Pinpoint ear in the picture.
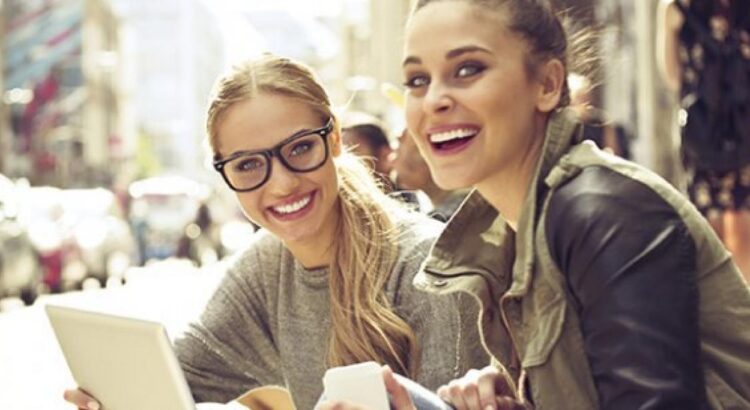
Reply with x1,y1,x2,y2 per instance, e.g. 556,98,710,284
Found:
330,129,343,157
535,59,565,113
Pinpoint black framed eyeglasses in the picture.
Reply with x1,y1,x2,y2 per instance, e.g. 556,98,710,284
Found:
213,119,334,192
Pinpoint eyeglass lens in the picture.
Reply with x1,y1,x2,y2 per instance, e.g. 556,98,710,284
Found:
223,132,326,190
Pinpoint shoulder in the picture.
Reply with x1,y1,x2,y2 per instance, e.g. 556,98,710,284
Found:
385,211,444,291
545,165,689,253
544,166,692,269
224,229,287,281
547,166,680,227
393,210,444,257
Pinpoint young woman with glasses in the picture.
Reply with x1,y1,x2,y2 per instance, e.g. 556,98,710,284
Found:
63,54,486,410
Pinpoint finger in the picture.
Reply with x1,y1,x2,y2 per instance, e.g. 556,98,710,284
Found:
477,368,501,409
382,366,415,410
63,389,100,410
460,382,482,410
437,385,450,403
447,380,469,410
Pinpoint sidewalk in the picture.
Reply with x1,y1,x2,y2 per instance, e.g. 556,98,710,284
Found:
0,260,223,410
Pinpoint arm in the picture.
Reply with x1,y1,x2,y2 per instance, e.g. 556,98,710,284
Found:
656,0,684,92
174,257,283,403
546,166,706,409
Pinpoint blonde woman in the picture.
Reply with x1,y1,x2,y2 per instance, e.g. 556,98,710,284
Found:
64,54,486,409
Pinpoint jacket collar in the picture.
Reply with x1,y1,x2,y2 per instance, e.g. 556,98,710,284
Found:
421,109,580,297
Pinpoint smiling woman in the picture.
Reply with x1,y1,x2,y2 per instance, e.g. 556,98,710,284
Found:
62,53,487,410
400,0,750,409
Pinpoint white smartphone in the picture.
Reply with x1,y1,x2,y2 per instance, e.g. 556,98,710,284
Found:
322,361,389,410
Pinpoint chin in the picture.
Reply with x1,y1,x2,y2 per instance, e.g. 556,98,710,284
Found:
276,227,318,245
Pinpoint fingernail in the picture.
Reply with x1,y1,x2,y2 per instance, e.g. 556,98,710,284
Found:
484,406,494,410
87,401,100,410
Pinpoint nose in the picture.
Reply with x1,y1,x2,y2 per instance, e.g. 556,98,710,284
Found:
423,81,453,114
265,157,300,196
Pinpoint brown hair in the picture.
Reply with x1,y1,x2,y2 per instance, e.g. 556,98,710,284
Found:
205,54,418,377
411,0,597,108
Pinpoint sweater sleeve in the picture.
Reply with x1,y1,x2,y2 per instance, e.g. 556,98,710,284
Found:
545,166,707,409
391,214,490,389
173,246,284,403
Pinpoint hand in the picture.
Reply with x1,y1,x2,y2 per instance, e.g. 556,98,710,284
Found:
383,365,416,410
63,388,100,410
436,366,529,410
315,365,415,410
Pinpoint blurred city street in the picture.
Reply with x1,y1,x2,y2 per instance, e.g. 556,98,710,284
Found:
1,0,748,409
0,259,223,410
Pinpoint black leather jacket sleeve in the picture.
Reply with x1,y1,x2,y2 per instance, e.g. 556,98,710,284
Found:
545,166,707,409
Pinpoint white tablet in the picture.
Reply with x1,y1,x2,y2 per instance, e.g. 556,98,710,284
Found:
45,304,196,410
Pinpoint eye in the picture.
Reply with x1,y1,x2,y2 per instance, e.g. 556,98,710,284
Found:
456,62,486,79
403,73,429,89
234,156,264,172
289,140,314,156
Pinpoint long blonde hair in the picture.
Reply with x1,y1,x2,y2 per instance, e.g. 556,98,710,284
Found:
206,54,419,377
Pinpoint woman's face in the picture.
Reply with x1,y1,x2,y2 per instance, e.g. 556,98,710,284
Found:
214,92,341,246
402,1,547,190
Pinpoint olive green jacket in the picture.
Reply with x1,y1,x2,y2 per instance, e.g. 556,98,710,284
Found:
415,109,750,409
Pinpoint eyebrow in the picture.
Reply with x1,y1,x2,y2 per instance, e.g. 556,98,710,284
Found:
402,45,493,66
223,120,331,160
222,128,312,160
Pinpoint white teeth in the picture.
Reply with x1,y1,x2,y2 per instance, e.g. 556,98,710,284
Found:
273,194,312,214
429,128,477,143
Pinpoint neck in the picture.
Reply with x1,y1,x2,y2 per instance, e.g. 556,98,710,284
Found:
476,117,547,231
288,241,332,270
422,182,451,208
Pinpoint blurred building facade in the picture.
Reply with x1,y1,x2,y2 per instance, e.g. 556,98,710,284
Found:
0,0,226,188
0,0,681,189
0,0,131,187
108,0,225,183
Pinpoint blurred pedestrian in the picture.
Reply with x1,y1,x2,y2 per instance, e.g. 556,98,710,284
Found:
176,202,221,266
568,72,632,159
658,0,750,279
63,54,485,410
341,112,395,191
322,0,750,409
391,128,468,221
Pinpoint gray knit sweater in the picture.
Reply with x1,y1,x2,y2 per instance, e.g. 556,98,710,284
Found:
173,212,487,409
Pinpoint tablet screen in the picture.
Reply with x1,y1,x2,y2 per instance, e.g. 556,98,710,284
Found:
46,304,195,410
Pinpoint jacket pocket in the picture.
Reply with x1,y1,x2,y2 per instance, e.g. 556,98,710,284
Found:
520,279,567,368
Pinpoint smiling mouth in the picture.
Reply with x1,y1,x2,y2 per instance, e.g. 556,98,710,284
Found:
269,192,316,219
428,128,479,151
